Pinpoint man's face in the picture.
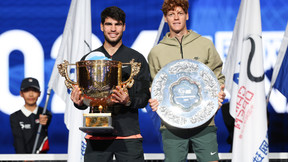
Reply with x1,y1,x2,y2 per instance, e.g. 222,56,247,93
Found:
20,88,40,107
164,6,188,34
101,17,126,45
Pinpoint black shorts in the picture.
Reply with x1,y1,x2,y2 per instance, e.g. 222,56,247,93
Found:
84,138,144,162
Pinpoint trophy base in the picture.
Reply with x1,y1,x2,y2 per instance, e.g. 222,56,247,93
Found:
79,126,114,135
82,113,114,135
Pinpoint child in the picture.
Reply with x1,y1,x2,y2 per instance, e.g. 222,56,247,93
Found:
10,77,52,153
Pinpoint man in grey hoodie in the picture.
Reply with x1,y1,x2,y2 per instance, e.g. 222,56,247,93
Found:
148,0,226,161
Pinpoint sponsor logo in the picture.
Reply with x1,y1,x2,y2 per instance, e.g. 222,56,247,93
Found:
19,122,31,129
210,152,217,156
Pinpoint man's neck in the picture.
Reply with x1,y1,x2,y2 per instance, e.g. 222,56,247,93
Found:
103,40,122,56
169,29,189,42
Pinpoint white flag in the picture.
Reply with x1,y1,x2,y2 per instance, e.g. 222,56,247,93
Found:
48,0,91,161
223,0,269,161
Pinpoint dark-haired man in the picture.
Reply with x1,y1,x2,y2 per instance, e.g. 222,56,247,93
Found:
71,6,150,162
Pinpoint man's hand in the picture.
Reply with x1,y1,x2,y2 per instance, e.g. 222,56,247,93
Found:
39,114,48,125
149,87,159,111
218,84,226,110
149,98,159,111
70,85,84,106
111,86,130,105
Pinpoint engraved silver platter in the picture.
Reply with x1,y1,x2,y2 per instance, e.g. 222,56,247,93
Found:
151,59,220,129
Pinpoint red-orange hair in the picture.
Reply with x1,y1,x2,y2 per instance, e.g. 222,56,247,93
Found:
161,0,189,16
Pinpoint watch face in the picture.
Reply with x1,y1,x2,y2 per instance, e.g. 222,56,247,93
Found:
125,100,132,106
151,59,220,129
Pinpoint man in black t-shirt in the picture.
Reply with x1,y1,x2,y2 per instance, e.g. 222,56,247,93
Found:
70,6,150,162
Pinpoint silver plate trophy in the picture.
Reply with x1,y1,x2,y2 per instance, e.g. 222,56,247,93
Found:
151,59,220,129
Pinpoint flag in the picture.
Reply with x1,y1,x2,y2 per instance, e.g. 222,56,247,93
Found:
268,23,288,99
223,0,269,161
145,16,170,146
153,16,169,46
48,0,91,161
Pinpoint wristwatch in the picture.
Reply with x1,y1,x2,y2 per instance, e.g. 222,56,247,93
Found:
125,100,131,106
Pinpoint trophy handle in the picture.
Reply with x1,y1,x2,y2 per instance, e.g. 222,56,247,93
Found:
121,59,141,88
57,60,78,90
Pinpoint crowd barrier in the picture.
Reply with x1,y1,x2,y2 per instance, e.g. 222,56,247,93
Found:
0,153,288,162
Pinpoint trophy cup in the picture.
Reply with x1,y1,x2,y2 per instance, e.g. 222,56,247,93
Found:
57,59,141,134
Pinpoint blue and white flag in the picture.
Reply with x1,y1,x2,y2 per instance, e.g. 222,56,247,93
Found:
145,16,168,146
223,0,269,161
48,0,91,161
153,16,169,46
269,23,288,99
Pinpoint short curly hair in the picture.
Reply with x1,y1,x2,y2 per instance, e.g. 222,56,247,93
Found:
101,6,126,24
161,0,189,16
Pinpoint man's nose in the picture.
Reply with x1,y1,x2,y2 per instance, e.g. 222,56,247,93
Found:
174,13,180,19
111,24,116,31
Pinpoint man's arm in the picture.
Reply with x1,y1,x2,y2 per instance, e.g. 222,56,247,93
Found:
128,55,151,109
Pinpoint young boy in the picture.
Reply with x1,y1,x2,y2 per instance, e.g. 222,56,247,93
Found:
10,77,52,153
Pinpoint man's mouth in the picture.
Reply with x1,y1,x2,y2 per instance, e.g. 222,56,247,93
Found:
109,33,118,38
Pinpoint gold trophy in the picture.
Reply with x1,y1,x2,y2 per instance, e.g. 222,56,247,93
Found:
57,59,141,134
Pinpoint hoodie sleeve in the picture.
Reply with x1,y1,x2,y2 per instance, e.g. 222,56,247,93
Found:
148,47,160,81
207,41,225,85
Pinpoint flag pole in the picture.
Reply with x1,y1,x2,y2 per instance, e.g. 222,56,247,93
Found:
154,16,165,46
32,88,52,154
